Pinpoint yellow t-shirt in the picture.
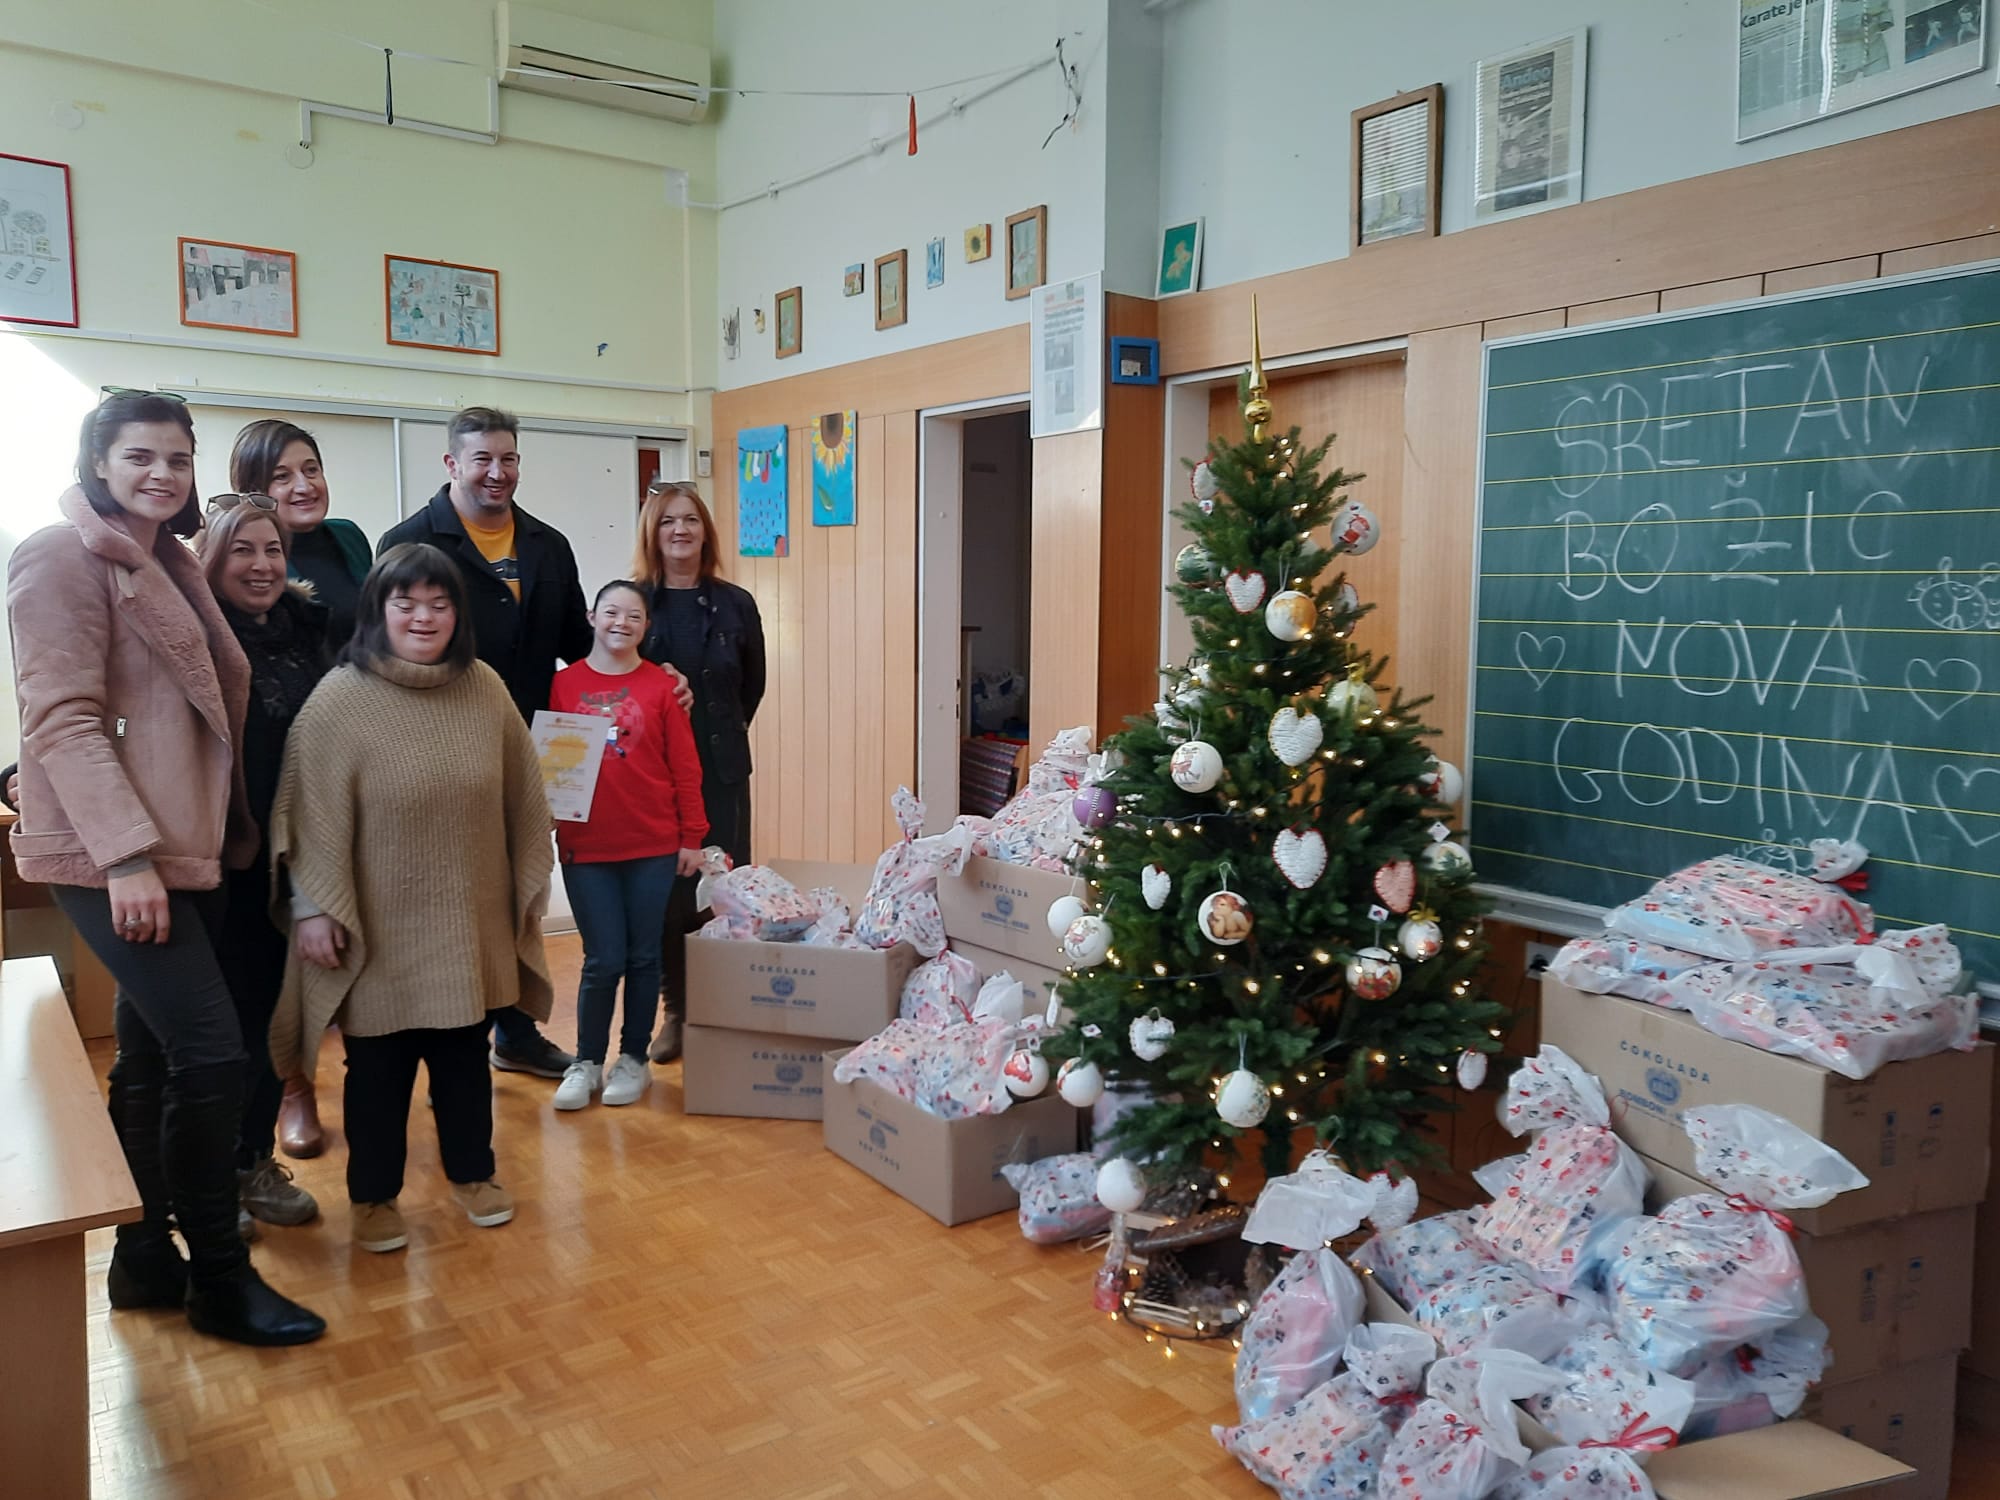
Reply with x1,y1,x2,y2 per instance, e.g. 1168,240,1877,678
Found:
463,514,521,601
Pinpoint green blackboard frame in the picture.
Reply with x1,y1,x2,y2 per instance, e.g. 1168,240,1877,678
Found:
1468,259,2000,987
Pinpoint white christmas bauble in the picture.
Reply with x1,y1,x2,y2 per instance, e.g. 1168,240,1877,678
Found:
1198,889,1254,946
1327,673,1380,718
1336,582,1360,616
1457,1049,1489,1090
1421,839,1474,879
1002,1049,1049,1097
1191,460,1219,506
1061,913,1113,968
1398,914,1444,962
1096,1157,1149,1213
1170,739,1224,793
1345,945,1403,1001
1417,759,1465,806
1141,864,1172,910
1056,1056,1105,1107
1046,894,1088,940
1216,1069,1272,1129
1264,590,1316,642
1128,1010,1176,1062
1333,500,1382,555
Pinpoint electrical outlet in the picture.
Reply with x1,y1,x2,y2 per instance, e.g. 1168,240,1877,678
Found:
1524,942,1560,980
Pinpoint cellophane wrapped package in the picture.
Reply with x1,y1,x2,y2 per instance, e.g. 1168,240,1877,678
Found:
898,950,980,1026
703,864,821,939
1492,1447,1656,1500
999,1153,1110,1244
1243,1152,1414,1252
800,888,866,947
1547,936,1711,1008
1379,1349,1567,1500
1682,1103,1870,1208
980,726,1093,869
971,972,1029,1025
853,789,977,957
1604,856,1872,961
1351,1209,1497,1306
1406,1262,1593,1361
830,1017,1017,1119
1680,1314,1830,1441
1213,1323,1436,1500
1476,1047,1648,1293
1525,1325,1696,1455
1234,1246,1368,1424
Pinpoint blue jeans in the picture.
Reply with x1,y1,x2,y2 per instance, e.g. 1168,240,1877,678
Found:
567,855,677,1065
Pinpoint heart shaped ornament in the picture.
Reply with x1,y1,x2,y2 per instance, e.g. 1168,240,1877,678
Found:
1373,859,1417,914
1223,570,1267,613
1268,706,1324,767
1141,864,1172,910
1273,826,1328,889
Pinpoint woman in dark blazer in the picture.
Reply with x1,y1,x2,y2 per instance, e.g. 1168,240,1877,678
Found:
632,479,766,1060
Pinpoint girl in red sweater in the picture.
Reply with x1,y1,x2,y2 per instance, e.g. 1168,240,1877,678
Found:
549,581,707,1109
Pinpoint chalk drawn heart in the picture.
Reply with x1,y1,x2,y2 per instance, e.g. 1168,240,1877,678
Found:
1268,706,1325,767
1904,657,1982,721
1373,859,1417,914
1933,765,2000,849
1224,570,1267,613
1141,864,1172,910
1273,827,1328,890
1514,632,1566,690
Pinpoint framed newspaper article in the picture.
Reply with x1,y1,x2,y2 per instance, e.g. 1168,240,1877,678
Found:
1737,0,1986,141
1472,29,1588,226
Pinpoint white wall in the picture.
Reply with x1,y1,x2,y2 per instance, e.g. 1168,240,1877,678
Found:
712,0,1110,388
1159,0,2000,291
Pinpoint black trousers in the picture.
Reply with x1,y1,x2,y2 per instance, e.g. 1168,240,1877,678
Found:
216,864,287,1166
341,1021,495,1204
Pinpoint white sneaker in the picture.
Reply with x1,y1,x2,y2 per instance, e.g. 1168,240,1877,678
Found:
601,1054,652,1107
552,1060,602,1111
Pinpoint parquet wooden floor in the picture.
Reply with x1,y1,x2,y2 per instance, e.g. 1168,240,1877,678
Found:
79,934,2000,1498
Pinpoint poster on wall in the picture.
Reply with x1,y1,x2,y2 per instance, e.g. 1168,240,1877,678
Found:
737,425,789,557
1471,29,1588,225
1737,0,1986,140
385,254,500,355
0,153,78,328
812,410,856,527
179,238,297,336
1028,272,1103,441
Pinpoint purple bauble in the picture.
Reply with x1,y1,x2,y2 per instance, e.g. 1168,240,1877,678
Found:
1072,785,1117,829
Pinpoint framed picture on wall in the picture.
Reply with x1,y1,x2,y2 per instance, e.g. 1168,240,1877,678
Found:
964,223,990,262
1351,84,1443,250
775,285,802,357
178,237,297,336
1157,218,1203,297
1737,0,1986,140
1004,205,1047,300
385,254,499,355
0,152,79,328
875,250,907,330
1471,29,1587,225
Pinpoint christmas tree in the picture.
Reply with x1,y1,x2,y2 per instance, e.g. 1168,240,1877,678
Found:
1049,303,1503,1189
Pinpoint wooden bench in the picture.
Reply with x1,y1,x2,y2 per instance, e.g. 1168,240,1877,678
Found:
0,955,141,1498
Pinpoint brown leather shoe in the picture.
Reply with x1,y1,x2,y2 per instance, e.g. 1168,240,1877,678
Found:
278,1075,326,1159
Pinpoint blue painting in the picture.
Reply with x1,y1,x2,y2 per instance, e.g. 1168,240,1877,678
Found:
737,425,789,557
926,237,945,289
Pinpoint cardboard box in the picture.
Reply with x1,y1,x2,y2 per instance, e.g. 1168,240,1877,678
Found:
935,855,1076,969
681,1025,846,1119
1968,1042,2000,1380
820,1048,1080,1226
1646,1156,1975,1382
1357,1276,1914,1500
1810,1355,1959,1500
1541,980,1992,1234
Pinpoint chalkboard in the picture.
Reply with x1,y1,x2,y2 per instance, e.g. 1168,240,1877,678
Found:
1470,263,2000,981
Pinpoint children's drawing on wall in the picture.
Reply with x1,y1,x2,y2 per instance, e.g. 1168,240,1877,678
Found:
0,152,78,327
738,425,789,557
386,255,499,355
812,410,857,527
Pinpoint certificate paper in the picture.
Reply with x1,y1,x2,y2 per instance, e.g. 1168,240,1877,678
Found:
531,710,610,823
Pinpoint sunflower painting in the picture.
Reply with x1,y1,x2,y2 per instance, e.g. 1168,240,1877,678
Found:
811,409,857,527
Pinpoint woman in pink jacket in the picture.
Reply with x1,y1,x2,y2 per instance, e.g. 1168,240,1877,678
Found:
7,391,323,1346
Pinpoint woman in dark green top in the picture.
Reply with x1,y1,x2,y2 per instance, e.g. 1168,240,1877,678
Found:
228,420,372,649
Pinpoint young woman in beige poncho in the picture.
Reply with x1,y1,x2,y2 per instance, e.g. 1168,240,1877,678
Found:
268,542,554,1254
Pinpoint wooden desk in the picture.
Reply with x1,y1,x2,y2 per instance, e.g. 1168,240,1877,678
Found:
0,809,116,1039
0,956,141,1497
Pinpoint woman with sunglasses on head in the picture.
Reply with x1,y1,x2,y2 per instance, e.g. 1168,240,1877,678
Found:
228,419,371,1159
6,392,324,1345
198,494,330,1232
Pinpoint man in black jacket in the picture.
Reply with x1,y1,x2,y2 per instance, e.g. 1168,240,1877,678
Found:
378,406,590,1081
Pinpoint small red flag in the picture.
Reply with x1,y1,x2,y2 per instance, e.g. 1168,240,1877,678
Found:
907,95,918,155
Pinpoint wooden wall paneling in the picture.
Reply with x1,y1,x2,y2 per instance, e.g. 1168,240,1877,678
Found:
1882,233,2000,276
776,450,807,860
1397,324,1484,768
1098,296,1165,737
1482,309,1566,340
1028,429,1105,754
797,427,831,861
881,412,919,852
1157,105,2000,374
853,416,888,863
1566,292,1660,327
713,326,1029,437
1661,276,1764,312
1764,255,1880,294
825,476,859,865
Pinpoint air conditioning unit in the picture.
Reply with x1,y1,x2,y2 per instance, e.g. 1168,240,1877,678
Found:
496,2,711,123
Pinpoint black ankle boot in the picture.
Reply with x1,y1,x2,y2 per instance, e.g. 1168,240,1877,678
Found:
106,1046,183,1311
107,1233,189,1309
185,1265,326,1346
